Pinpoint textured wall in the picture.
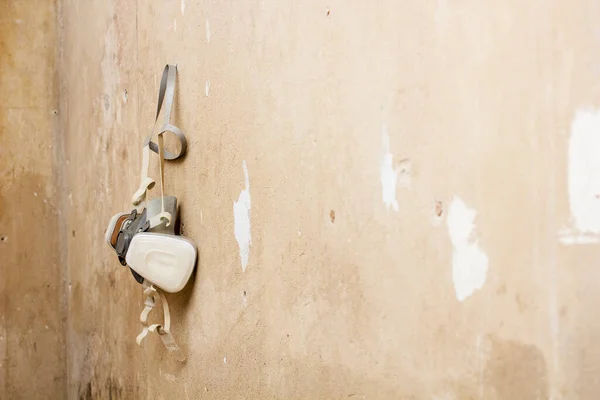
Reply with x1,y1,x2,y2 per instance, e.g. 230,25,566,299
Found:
58,0,600,399
0,0,65,399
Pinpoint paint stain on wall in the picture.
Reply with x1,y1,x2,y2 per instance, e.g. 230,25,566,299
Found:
234,161,251,272
435,200,443,217
447,196,489,302
559,108,600,244
205,80,210,97
430,199,444,226
380,124,399,211
180,0,185,15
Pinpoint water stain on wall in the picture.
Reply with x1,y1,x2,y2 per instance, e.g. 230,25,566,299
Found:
483,336,548,400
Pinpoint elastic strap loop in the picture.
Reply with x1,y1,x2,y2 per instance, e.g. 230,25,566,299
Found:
136,283,185,362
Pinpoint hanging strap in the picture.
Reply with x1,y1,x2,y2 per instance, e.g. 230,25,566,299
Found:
146,65,188,160
136,283,185,362
132,145,155,206
132,64,187,206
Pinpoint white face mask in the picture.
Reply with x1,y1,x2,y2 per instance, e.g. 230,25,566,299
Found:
105,196,197,292
104,64,194,362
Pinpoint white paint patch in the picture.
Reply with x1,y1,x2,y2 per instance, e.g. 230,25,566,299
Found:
206,19,211,43
223,356,227,364
173,18,177,31
559,108,600,244
180,0,185,15
205,80,210,97
558,231,599,244
234,161,251,272
380,124,399,211
447,196,489,302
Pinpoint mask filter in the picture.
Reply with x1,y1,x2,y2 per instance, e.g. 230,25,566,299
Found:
125,196,197,293
126,232,196,293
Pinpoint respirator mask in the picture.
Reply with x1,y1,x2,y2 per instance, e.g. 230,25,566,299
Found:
105,65,196,361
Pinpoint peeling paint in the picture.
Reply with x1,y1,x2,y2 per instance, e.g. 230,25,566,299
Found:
559,108,600,244
447,196,489,302
380,124,399,211
234,161,251,272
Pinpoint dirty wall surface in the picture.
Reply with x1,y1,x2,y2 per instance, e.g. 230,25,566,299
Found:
60,0,600,399
0,0,65,399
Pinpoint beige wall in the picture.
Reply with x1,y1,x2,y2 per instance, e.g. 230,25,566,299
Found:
0,0,65,399
5,0,600,398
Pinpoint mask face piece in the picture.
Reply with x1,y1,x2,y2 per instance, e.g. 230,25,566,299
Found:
104,196,196,292
105,212,130,250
